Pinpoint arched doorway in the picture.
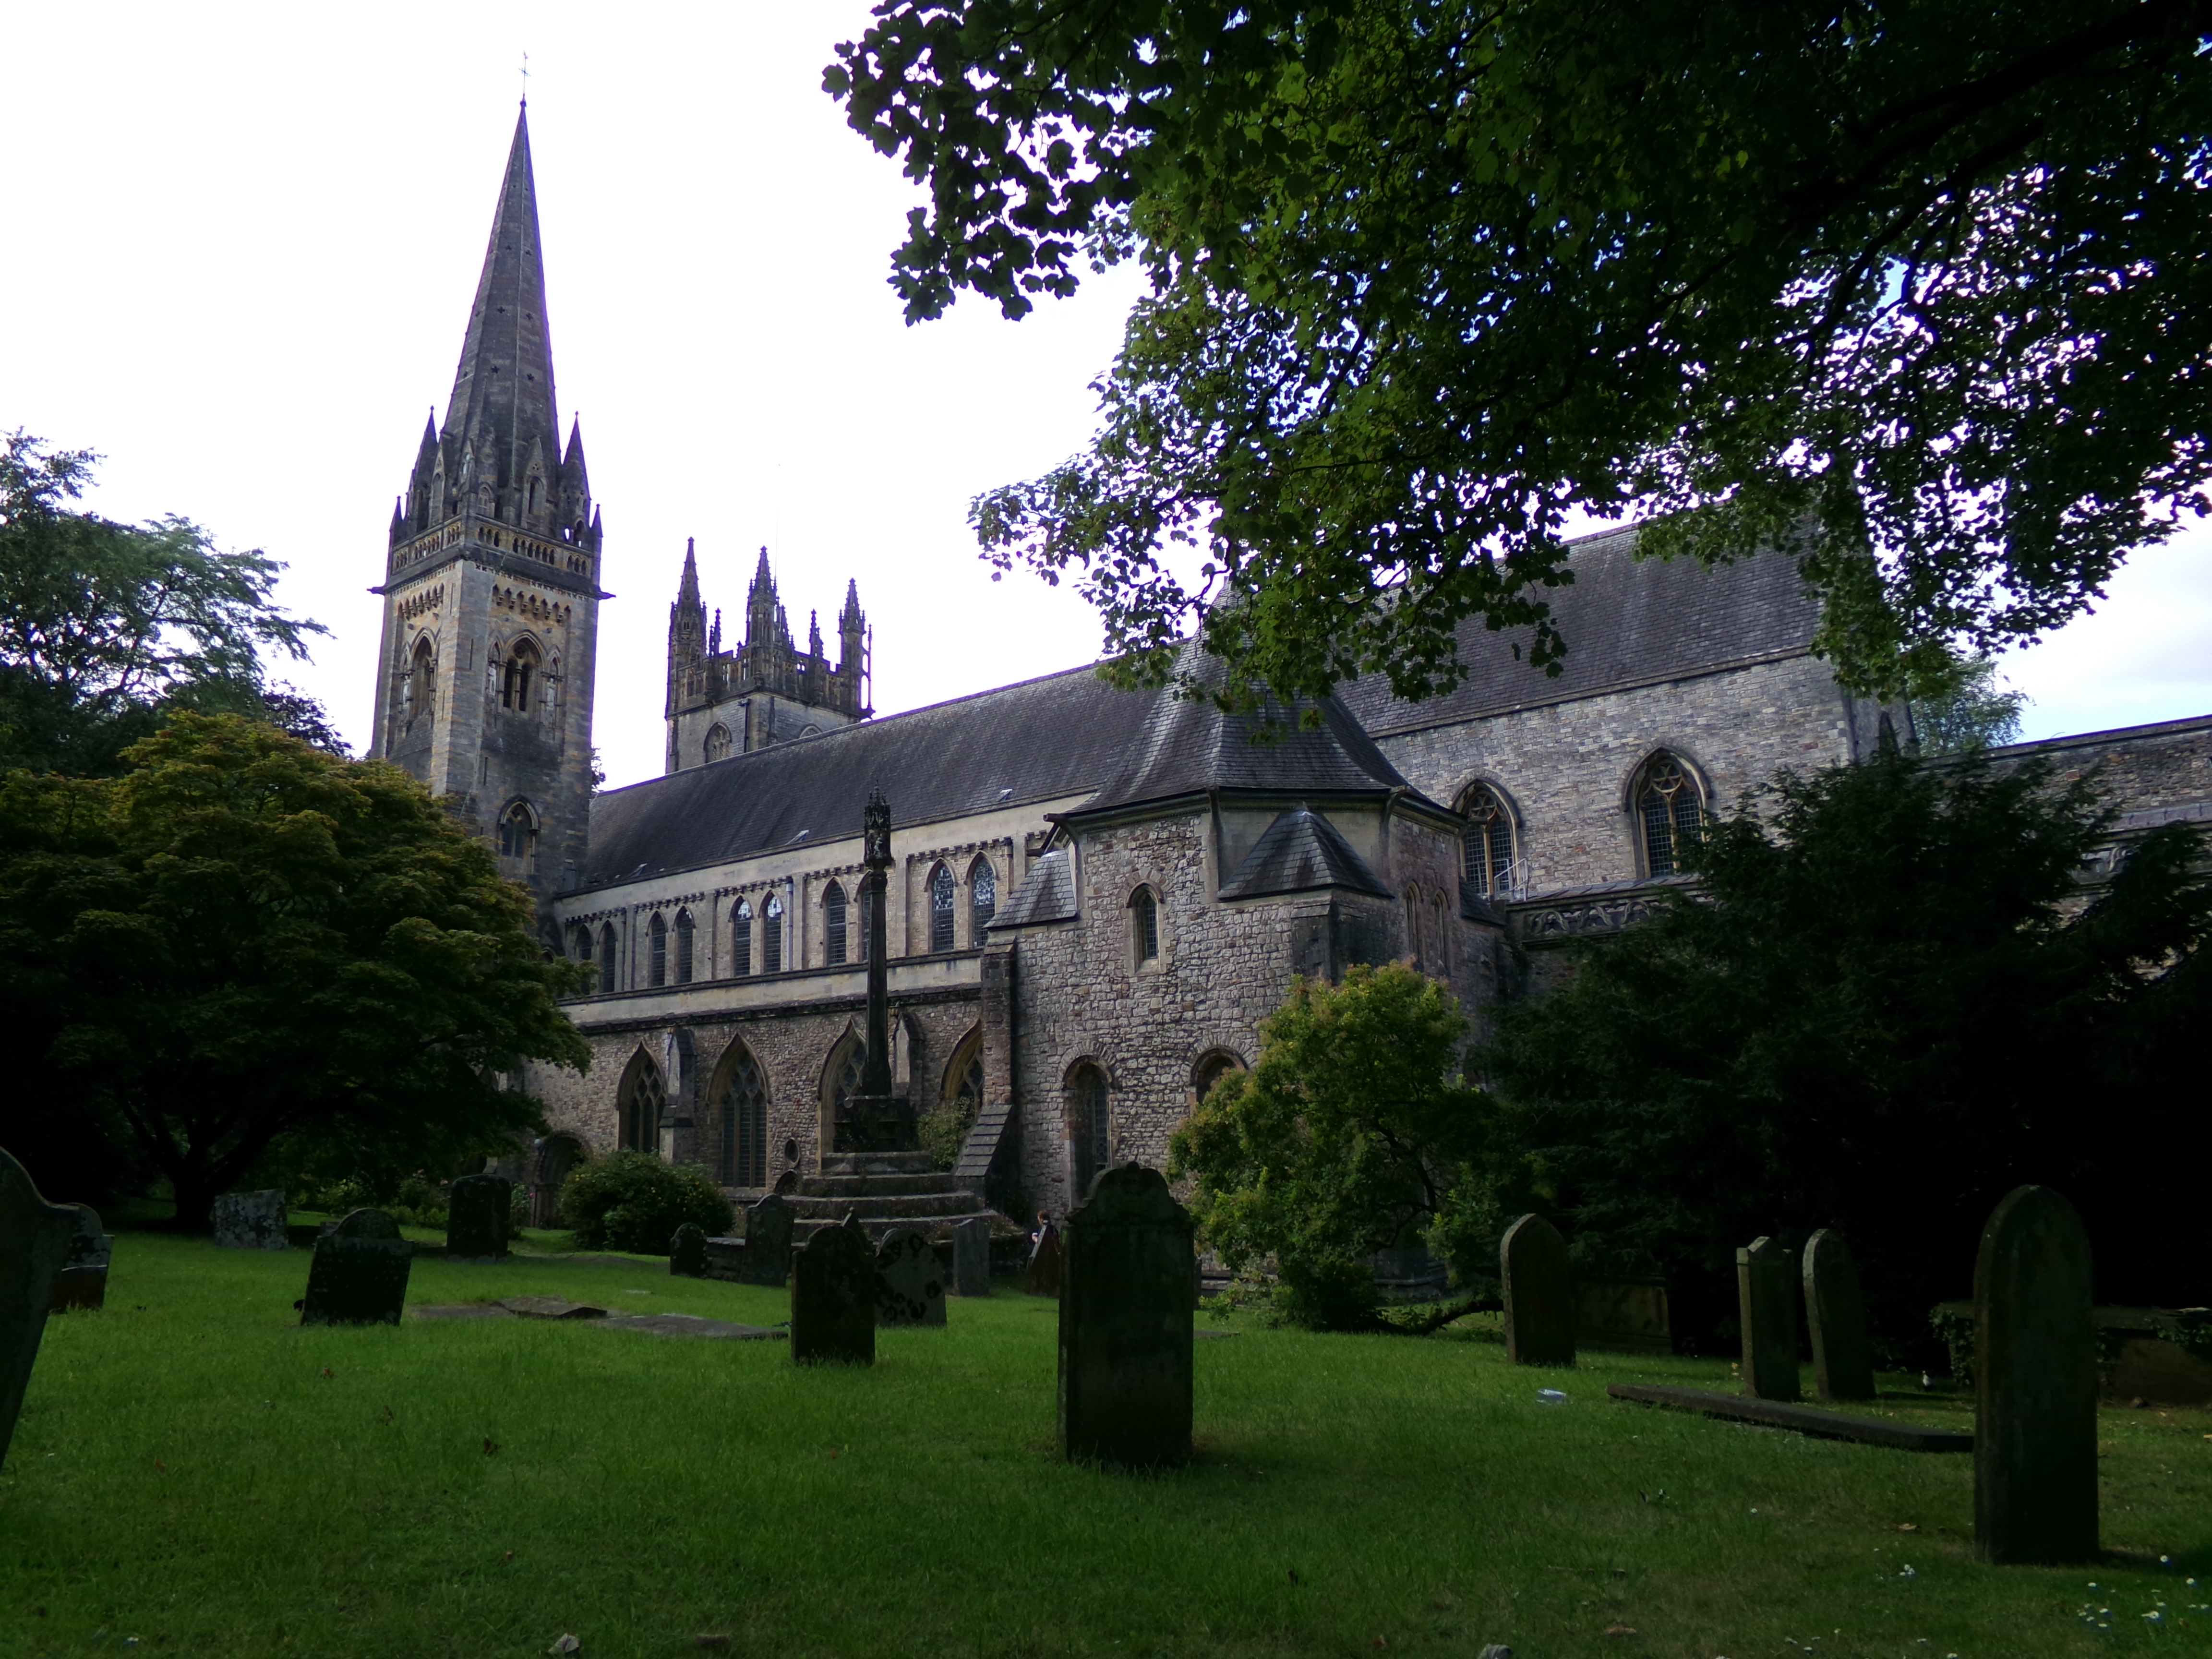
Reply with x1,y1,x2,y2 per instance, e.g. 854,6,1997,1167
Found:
529,1132,586,1228
1065,1061,1111,1204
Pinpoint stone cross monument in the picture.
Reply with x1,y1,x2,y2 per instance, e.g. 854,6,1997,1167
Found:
842,790,915,1153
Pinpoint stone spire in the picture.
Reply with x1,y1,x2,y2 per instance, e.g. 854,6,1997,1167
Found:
441,106,560,518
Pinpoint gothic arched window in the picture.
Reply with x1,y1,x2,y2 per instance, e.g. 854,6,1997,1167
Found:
1130,886,1160,965
763,893,784,974
502,637,541,712
1404,885,1426,971
1194,1050,1245,1103
673,909,695,985
1460,783,1515,898
571,924,593,962
406,636,436,728
648,913,669,987
497,800,536,866
1067,1062,1111,1202
715,1044,769,1188
824,880,848,966
598,923,617,994
730,899,753,977
1635,752,1705,878
620,1054,665,1153
929,863,957,953
704,723,732,764
969,857,997,943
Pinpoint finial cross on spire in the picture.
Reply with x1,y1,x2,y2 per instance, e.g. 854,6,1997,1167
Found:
519,50,530,108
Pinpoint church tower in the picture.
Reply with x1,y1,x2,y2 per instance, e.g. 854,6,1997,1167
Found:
368,107,605,914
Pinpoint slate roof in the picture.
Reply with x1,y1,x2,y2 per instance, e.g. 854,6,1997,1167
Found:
988,849,1078,929
1069,643,1435,820
582,666,1155,885
1337,527,1824,737
1217,809,1392,901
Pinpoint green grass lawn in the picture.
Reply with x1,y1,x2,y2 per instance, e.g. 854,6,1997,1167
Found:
3,1230,2208,1659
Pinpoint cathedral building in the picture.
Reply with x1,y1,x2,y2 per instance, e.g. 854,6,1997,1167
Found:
376,112,2212,1225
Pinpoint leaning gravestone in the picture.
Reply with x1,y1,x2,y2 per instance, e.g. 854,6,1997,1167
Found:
1500,1213,1575,1367
1058,1164,1195,1467
0,1148,80,1473
445,1173,511,1261
875,1227,948,1327
299,1209,414,1327
669,1223,708,1278
1803,1228,1876,1401
212,1189,289,1250
951,1216,991,1298
1975,1185,2098,1564
1736,1236,1801,1402
791,1216,876,1365
1026,1221,1064,1298
48,1205,115,1314
739,1194,795,1287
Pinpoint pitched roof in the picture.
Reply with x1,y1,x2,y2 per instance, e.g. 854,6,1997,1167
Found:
988,849,1078,929
1217,809,1391,901
581,666,1156,885
1337,527,1824,737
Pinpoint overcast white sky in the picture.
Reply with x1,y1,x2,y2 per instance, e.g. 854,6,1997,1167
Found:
4,3,2206,787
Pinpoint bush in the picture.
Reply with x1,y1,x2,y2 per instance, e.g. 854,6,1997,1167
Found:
558,1151,733,1253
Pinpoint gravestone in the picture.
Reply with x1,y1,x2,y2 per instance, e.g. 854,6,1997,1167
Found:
0,1148,80,1473
669,1223,708,1278
445,1173,511,1260
1803,1228,1876,1401
1736,1236,1801,1402
791,1216,876,1365
951,1216,991,1298
211,1189,288,1250
1025,1221,1064,1298
875,1226,948,1327
1500,1213,1575,1367
1058,1164,1195,1467
1974,1185,2098,1564
49,1205,115,1314
738,1195,794,1287
299,1208,413,1327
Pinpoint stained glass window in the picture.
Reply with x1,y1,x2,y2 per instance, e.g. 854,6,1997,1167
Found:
1637,754,1704,878
970,858,997,942
1461,785,1514,896
716,1046,769,1187
1130,887,1159,963
498,801,535,864
704,723,732,763
930,864,956,952
622,1057,664,1153
1070,1064,1110,1200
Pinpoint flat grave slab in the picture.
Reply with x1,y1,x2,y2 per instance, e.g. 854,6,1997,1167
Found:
1606,1383,1972,1452
412,1303,516,1321
499,1296,611,1320
590,1312,785,1341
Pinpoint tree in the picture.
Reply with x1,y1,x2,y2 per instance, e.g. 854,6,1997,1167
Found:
0,431,324,774
1911,657,2029,753
1482,747,2212,1353
829,2,2212,712
1168,962,1524,1330
0,713,591,1228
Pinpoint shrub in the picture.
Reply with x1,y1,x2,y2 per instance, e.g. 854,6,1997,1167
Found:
916,1101,974,1173
559,1151,733,1253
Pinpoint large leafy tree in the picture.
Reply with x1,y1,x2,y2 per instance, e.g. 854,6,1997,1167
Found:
0,714,591,1228
0,431,326,773
829,2,2212,710
1484,748,2212,1351
1169,962,1526,1331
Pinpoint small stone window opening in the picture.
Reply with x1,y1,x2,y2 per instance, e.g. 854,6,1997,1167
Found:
620,1056,665,1154
731,898,753,977
1636,754,1704,878
571,924,592,963
1461,784,1515,897
716,1046,769,1188
1404,885,1425,972
648,913,668,987
1194,1051,1245,1104
497,800,536,866
598,923,618,994
1130,886,1160,966
502,637,541,712
969,856,997,942
1068,1063,1111,1201
526,475,541,514
824,880,848,966
674,908,696,985
929,863,957,953
406,636,436,726
704,722,733,764
763,892,784,974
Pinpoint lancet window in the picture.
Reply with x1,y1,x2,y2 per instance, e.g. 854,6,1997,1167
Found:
929,864,956,953
1635,753,1704,878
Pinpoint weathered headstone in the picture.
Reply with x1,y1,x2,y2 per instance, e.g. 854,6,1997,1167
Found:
1058,1164,1195,1467
1500,1213,1575,1367
1736,1235,1801,1402
738,1194,794,1287
791,1216,876,1365
1025,1220,1064,1298
0,1148,80,1473
445,1173,511,1260
669,1222,708,1278
1803,1228,1876,1402
211,1189,288,1250
48,1205,114,1314
299,1208,413,1327
1975,1185,2098,1564
875,1226,947,1327
951,1216,991,1297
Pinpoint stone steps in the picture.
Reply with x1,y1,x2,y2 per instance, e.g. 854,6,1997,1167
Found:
793,1173,967,1201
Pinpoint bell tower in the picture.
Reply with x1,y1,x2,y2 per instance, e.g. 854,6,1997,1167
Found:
368,106,607,915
